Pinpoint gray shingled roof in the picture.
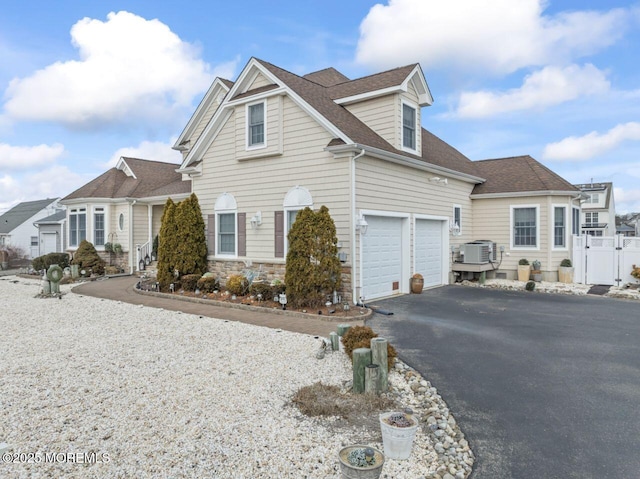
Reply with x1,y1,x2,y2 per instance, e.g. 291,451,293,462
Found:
63,158,190,201
0,198,58,233
472,156,578,195
34,210,66,225
303,67,350,87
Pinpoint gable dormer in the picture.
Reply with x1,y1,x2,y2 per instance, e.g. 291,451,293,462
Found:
173,78,233,159
330,64,432,157
116,157,137,178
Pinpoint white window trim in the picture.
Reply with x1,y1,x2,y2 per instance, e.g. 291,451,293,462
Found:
216,211,238,258
510,204,540,251
246,99,267,151
68,207,87,249
118,212,125,232
92,205,107,249
453,205,462,235
401,99,418,154
283,186,313,257
552,204,568,250
572,206,580,236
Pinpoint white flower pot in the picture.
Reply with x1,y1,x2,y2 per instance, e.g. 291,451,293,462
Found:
379,412,419,460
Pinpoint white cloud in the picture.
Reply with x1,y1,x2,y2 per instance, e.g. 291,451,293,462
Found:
105,139,182,168
0,143,65,170
614,186,640,214
0,166,92,213
356,0,628,74
455,64,610,118
543,122,640,161
2,11,233,128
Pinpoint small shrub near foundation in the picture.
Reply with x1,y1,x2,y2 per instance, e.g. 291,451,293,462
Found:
342,325,397,371
180,274,201,291
226,274,249,296
249,281,272,299
197,276,219,293
525,281,536,291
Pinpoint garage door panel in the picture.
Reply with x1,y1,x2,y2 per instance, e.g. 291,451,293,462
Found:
362,216,402,299
415,220,443,288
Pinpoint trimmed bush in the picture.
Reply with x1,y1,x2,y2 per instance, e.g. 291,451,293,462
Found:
525,281,536,291
270,279,285,296
249,281,272,299
71,240,105,276
518,258,529,266
560,259,572,267
180,274,201,291
226,274,249,296
197,276,219,293
342,325,397,371
32,252,70,272
173,193,208,276
157,198,178,289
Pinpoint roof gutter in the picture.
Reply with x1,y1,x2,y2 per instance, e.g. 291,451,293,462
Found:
470,190,582,199
326,143,485,184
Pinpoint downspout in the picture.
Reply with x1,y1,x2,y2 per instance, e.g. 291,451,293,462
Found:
129,200,137,274
351,148,366,304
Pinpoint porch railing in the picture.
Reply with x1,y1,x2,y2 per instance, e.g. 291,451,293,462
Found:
136,241,151,271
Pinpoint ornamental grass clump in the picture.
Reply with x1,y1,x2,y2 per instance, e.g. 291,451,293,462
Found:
226,274,249,296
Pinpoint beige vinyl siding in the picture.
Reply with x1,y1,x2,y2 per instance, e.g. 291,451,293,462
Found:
472,195,575,279
345,95,397,147
132,204,148,249
248,72,272,90
112,204,129,251
192,95,351,262
152,205,164,240
354,155,475,289
235,95,282,159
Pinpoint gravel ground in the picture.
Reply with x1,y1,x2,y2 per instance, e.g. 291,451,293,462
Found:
0,277,455,479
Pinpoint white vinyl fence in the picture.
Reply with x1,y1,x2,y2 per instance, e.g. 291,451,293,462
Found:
572,235,640,286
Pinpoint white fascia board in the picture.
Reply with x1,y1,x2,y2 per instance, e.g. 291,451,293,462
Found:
59,198,121,206
471,190,582,199
405,64,433,106
180,109,233,169
135,192,191,204
326,143,484,184
173,79,231,151
334,85,405,105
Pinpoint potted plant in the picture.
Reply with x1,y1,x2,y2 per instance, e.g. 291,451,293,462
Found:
410,273,424,294
558,259,574,283
517,259,531,282
338,445,384,479
379,409,419,460
531,260,542,282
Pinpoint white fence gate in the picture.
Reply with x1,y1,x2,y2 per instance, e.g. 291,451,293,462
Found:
572,235,640,286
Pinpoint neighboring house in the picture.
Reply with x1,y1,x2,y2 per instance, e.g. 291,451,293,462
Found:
574,181,616,236
172,57,580,301
34,210,67,256
0,198,62,259
616,223,636,237
60,157,191,273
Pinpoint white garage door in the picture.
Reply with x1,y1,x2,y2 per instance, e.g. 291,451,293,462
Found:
415,219,444,288
42,234,57,255
362,216,403,300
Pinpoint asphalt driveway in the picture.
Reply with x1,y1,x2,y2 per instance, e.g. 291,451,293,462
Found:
367,286,640,479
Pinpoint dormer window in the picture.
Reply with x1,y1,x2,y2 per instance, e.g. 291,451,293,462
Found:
247,101,265,148
402,103,416,151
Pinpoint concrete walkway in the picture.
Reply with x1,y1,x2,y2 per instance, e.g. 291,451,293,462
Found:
72,275,363,337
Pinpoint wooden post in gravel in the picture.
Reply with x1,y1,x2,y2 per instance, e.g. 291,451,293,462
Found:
365,363,380,394
371,338,388,392
337,324,351,352
353,348,372,393
329,332,339,351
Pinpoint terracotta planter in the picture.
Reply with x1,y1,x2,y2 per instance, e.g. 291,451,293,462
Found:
517,265,531,282
558,266,574,283
410,277,424,294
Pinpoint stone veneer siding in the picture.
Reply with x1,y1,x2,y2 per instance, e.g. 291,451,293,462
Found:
207,259,352,302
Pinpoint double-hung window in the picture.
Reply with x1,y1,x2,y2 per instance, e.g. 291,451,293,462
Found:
512,206,537,248
572,207,580,235
217,213,236,255
94,208,105,246
402,103,416,151
553,206,566,248
248,102,265,148
453,205,462,234
69,208,87,247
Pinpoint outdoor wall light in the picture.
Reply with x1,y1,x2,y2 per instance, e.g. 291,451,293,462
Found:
250,211,262,229
429,176,448,185
355,215,368,235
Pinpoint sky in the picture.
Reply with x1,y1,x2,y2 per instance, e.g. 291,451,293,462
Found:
1,0,640,214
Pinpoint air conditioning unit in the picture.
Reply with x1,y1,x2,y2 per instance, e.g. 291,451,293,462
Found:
459,241,496,264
